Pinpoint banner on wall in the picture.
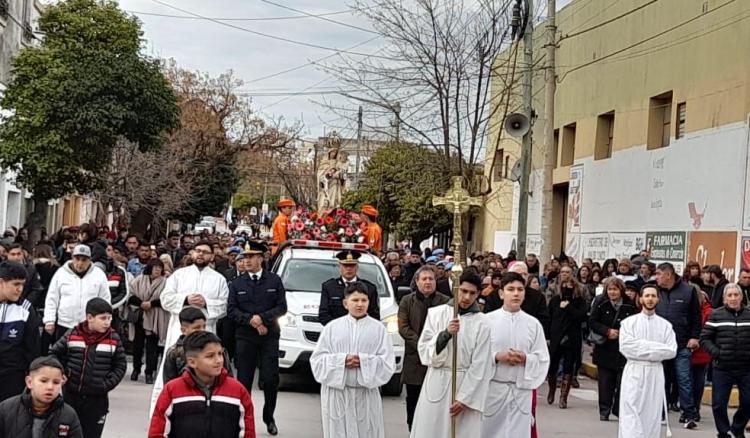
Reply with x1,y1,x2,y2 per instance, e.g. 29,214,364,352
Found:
687,231,738,281
567,165,584,234
742,237,750,271
646,231,687,274
609,232,646,261
527,235,543,256
565,233,581,263
581,233,609,263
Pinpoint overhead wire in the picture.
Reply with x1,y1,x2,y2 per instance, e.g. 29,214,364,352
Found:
127,8,359,21
151,0,399,61
560,0,659,40
557,0,737,82
256,0,378,35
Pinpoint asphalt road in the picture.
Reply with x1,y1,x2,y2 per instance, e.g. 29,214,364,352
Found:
104,364,719,437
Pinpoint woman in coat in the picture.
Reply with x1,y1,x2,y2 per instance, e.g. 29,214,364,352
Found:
589,277,637,420
547,266,588,409
127,259,169,384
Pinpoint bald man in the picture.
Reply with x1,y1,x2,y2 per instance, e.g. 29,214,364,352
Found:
484,262,549,337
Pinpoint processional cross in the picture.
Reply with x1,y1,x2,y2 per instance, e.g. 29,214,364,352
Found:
432,176,483,438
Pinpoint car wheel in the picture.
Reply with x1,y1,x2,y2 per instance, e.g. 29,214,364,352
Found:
381,373,402,397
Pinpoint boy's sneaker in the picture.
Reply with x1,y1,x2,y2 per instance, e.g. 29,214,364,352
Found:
684,419,698,430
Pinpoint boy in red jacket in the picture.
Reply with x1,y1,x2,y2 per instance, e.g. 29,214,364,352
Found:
149,331,255,438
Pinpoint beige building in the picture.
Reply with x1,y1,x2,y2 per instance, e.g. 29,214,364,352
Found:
479,0,750,276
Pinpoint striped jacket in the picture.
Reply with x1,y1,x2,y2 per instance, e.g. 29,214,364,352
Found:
149,368,255,438
0,299,40,376
700,306,750,374
49,323,127,395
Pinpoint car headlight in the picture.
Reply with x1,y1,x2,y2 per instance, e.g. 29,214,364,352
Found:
279,312,297,328
384,314,399,334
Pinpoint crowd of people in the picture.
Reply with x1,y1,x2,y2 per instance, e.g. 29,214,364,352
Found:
1,214,750,438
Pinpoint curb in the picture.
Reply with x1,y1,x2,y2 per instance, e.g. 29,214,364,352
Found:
582,362,739,407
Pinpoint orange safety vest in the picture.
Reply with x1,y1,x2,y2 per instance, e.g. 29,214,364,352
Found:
272,212,289,253
366,222,382,254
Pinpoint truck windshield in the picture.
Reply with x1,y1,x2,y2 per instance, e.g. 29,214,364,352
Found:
280,259,391,297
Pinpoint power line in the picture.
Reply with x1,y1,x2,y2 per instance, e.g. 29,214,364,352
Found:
558,0,736,82
560,0,659,40
151,0,399,61
256,0,378,35
127,8,357,21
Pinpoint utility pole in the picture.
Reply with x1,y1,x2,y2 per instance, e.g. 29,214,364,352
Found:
540,0,557,264
517,0,534,259
355,105,363,188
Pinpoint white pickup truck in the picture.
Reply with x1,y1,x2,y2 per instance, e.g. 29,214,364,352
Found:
272,240,404,396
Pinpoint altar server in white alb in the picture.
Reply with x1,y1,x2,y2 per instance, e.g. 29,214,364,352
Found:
311,281,395,438
618,284,677,438
481,272,550,438
150,239,229,412
410,271,493,438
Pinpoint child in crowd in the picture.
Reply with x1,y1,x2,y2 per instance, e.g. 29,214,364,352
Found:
149,331,255,438
162,306,233,384
0,356,83,438
50,298,126,438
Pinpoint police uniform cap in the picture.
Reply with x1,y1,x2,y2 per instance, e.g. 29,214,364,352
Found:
336,250,361,265
244,241,267,256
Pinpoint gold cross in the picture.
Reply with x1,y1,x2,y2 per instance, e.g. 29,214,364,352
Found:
433,176,483,264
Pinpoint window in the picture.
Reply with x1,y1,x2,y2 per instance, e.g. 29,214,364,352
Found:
676,102,686,139
561,123,576,166
595,111,615,160
493,149,504,181
553,129,560,168
280,259,389,297
647,91,673,149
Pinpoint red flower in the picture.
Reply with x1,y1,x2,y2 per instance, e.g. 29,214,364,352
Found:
336,208,346,217
303,233,312,240
325,216,335,225
338,218,349,227
294,221,305,231
316,218,325,226
345,228,354,237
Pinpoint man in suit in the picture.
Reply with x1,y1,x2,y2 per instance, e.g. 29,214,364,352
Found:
319,250,380,326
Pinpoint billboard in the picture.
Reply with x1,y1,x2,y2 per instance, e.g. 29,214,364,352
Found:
687,231,738,281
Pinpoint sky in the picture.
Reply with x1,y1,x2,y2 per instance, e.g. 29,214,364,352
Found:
115,0,575,139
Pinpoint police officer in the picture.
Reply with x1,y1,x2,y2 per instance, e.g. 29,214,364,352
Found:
319,250,380,326
227,241,286,436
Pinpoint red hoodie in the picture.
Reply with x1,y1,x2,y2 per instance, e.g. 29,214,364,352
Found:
691,299,712,366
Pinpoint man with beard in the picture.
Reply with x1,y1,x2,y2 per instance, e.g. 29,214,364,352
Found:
619,285,677,438
403,250,423,285
164,231,186,266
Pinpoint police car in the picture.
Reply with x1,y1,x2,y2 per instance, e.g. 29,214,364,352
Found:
272,240,404,396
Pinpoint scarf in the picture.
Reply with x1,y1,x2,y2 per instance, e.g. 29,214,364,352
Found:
130,274,169,342
75,321,112,345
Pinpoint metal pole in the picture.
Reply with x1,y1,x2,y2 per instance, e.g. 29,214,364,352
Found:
517,0,534,259
540,0,557,264
355,105,363,188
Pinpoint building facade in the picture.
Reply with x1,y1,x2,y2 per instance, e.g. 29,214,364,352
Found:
480,0,750,279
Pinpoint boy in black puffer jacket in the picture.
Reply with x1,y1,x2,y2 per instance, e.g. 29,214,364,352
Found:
50,298,126,438
0,356,82,438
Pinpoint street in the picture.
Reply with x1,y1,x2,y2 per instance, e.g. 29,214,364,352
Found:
105,364,718,437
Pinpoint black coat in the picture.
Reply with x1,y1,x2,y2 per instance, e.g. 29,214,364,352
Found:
50,325,127,396
548,294,587,352
228,270,287,339
589,295,638,370
20,262,44,310
0,391,82,438
319,277,380,326
700,306,750,374
484,287,550,338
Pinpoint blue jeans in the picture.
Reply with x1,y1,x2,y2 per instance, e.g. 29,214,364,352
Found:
674,348,698,420
690,364,707,416
711,367,750,436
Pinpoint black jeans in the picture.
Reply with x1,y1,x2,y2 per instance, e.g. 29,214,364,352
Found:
690,364,707,415
65,392,109,438
0,370,26,403
663,358,680,405
711,367,750,437
405,383,422,430
597,366,622,417
132,323,161,375
236,336,279,424
549,344,577,377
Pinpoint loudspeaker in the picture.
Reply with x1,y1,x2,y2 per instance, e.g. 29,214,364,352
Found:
504,113,530,138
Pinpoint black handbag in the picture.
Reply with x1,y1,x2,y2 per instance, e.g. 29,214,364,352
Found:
588,305,622,346
125,305,143,324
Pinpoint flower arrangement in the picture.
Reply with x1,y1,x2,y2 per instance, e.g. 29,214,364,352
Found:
287,208,366,244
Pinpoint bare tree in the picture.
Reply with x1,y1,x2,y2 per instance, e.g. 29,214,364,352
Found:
320,0,516,183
